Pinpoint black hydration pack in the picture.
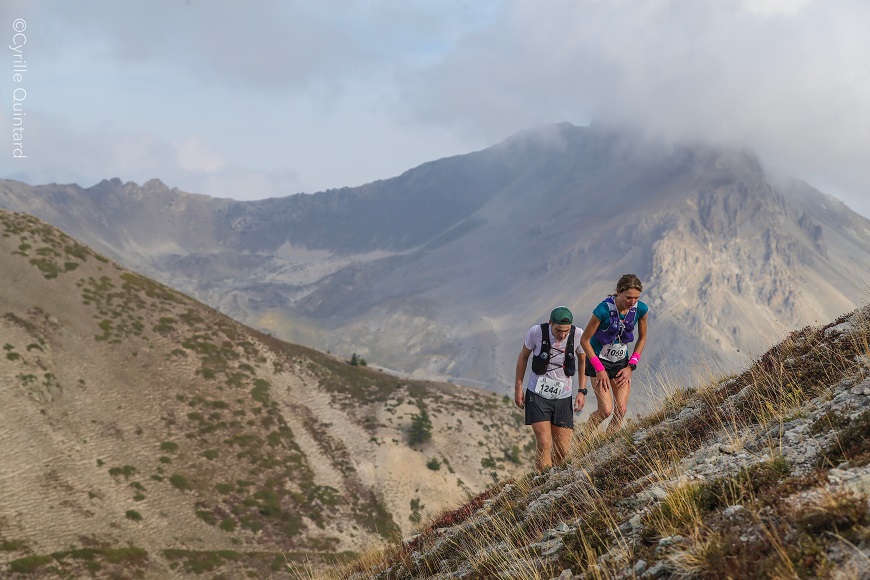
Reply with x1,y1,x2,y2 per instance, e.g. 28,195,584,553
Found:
531,323,576,376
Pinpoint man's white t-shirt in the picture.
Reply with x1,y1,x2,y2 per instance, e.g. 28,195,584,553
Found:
524,324,584,399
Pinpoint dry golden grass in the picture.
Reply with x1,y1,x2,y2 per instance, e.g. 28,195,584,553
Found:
325,304,870,579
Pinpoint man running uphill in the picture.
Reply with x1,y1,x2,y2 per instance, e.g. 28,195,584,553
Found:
515,306,587,472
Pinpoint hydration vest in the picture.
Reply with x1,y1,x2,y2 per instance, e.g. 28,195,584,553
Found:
592,296,637,345
531,323,577,376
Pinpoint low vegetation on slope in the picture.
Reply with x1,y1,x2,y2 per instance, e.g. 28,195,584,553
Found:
0,210,530,578
332,303,870,579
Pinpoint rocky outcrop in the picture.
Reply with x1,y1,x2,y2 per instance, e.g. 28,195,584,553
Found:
356,304,870,579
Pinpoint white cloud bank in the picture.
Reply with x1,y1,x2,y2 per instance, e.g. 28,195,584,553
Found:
0,0,867,216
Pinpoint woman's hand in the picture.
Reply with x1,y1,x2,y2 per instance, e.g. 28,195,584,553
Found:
595,370,610,392
614,366,632,388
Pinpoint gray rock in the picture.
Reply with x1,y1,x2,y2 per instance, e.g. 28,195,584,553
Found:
723,504,745,518
658,534,684,547
718,441,741,455
541,538,564,557
677,405,701,421
634,559,649,574
826,321,853,336
643,561,669,578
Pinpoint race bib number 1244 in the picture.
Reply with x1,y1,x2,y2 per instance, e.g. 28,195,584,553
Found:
535,376,567,399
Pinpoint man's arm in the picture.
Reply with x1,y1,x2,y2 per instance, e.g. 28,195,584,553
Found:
515,345,532,408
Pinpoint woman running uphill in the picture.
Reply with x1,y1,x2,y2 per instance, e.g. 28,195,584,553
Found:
515,306,587,472
580,275,648,433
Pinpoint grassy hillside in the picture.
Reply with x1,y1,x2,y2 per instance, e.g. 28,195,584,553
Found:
0,209,531,578
335,302,870,578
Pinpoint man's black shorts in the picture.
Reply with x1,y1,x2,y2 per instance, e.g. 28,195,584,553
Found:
525,390,573,429
585,357,628,379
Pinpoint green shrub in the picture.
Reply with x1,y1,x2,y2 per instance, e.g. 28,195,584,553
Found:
251,379,271,404
426,458,442,471
504,446,522,464
169,474,191,491
108,465,137,480
9,554,53,574
29,258,60,279
125,510,143,521
1,539,28,552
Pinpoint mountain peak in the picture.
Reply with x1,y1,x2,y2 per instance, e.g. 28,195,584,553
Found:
142,178,169,191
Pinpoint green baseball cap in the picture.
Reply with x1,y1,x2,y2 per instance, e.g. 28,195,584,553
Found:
549,306,573,325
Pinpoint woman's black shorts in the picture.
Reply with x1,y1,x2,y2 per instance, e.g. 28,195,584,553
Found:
524,390,573,429
585,357,628,379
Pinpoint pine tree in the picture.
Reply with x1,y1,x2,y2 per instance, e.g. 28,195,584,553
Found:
409,407,433,446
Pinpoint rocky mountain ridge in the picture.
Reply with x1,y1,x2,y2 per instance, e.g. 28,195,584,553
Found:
2,123,870,406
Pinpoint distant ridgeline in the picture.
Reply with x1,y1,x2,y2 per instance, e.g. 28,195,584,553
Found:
1,123,870,400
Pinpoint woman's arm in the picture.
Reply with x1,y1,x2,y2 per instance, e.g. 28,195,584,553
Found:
575,336,588,412
579,316,600,360
632,315,648,359
615,313,648,386
580,316,610,392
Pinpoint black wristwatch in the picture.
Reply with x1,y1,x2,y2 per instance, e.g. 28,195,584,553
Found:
578,388,588,395
628,363,637,371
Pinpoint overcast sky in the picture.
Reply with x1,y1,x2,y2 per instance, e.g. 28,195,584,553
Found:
1,0,868,217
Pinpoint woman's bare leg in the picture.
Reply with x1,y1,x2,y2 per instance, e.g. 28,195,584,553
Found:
586,375,614,431
606,379,632,433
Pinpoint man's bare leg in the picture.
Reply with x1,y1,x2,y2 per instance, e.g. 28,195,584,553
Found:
531,422,554,472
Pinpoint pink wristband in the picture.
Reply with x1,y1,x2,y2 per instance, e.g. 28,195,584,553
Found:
629,352,641,365
590,356,605,373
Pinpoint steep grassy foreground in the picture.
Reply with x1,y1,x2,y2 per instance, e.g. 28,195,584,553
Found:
334,303,870,578
0,209,531,578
